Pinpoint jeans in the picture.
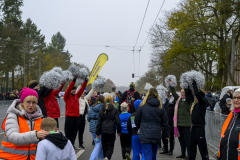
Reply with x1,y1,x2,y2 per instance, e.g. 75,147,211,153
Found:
132,135,145,160
142,143,158,160
90,133,104,160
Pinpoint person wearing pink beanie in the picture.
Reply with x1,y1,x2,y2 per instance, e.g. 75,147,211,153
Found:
20,87,39,103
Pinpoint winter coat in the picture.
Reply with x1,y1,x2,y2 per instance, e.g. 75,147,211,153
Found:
36,86,52,118
221,104,231,115
220,93,233,110
163,102,175,133
119,112,131,133
205,94,215,111
36,133,76,160
77,88,93,115
219,111,240,160
170,86,194,127
96,103,122,135
134,97,169,144
191,82,208,127
3,99,43,145
127,112,139,135
64,80,87,117
87,103,104,133
44,84,65,118
0,93,4,100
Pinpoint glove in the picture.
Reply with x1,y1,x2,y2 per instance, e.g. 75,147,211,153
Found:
192,79,196,85
85,78,88,82
174,127,180,137
73,77,77,83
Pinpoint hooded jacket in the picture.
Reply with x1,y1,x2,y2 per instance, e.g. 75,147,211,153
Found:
35,132,76,160
134,97,169,144
44,84,65,118
2,99,43,145
87,103,104,133
96,103,122,135
36,86,52,118
119,112,131,133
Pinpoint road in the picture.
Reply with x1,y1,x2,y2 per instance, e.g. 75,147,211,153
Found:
0,116,206,160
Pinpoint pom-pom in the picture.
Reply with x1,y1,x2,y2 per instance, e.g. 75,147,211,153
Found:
68,64,81,77
180,70,205,89
144,83,153,91
78,68,90,79
103,92,110,98
156,84,168,105
39,70,62,90
62,70,73,83
165,75,177,88
75,78,84,86
51,67,63,76
92,78,107,90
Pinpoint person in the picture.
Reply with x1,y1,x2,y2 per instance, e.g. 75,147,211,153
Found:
88,95,105,160
0,92,4,100
0,87,49,160
221,98,232,115
188,80,209,160
6,91,10,100
115,92,120,109
160,95,175,155
63,77,88,148
119,102,132,160
205,91,214,111
218,88,240,160
110,87,116,102
169,80,194,159
35,117,76,160
220,89,233,109
127,100,145,160
27,80,52,118
96,95,122,160
76,86,95,150
120,82,141,114
10,91,17,100
134,88,169,160
90,91,98,106
118,91,123,98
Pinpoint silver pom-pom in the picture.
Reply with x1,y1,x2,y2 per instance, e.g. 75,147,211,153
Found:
156,84,168,104
180,70,205,89
62,70,73,83
92,78,107,90
39,70,62,90
103,92,110,98
165,75,177,88
75,78,84,86
51,67,63,76
68,64,81,77
78,68,89,79
144,83,153,91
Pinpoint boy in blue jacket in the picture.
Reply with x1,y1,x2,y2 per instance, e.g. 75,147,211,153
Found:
119,102,132,160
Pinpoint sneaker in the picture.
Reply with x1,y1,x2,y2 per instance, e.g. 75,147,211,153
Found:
103,157,108,160
125,153,131,160
160,150,168,154
182,156,189,160
92,140,95,145
176,155,186,158
78,145,85,150
158,147,163,150
167,151,173,155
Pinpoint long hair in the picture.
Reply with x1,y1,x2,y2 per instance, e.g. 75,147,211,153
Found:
230,91,240,111
104,95,113,112
140,88,162,109
92,95,105,107
190,89,206,114
27,80,37,88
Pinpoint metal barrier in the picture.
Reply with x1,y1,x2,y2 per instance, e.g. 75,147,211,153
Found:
0,98,66,133
205,110,228,154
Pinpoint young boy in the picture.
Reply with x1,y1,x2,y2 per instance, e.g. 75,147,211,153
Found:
36,118,76,160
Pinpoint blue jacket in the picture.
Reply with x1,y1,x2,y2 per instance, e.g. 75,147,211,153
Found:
119,113,131,133
87,103,103,133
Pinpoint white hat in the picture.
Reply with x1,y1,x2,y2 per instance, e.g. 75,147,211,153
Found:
235,88,240,93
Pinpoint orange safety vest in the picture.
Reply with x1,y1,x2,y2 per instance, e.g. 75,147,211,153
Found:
0,115,42,160
218,111,240,160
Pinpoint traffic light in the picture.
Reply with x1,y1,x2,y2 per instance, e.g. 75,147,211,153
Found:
132,73,134,78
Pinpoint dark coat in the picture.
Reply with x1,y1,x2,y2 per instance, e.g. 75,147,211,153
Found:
0,94,4,100
127,112,139,136
36,86,52,118
134,97,169,144
220,93,232,109
163,101,175,133
221,104,231,115
96,103,122,135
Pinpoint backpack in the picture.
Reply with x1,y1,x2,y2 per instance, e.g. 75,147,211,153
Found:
125,90,137,113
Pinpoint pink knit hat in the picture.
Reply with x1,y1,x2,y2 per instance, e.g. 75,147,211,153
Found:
20,87,39,103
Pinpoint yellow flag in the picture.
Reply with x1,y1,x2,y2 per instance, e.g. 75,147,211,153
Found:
88,53,108,84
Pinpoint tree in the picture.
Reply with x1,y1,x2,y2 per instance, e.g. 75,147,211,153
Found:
49,32,66,52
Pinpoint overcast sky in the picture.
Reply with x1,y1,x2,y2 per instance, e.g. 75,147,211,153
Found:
21,0,180,87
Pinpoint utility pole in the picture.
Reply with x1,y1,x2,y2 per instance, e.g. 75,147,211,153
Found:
39,56,41,81
23,52,26,87
230,30,235,85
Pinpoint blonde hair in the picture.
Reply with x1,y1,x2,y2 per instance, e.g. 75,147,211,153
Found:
230,91,240,111
27,80,37,88
190,89,205,114
20,95,38,110
40,117,57,131
105,95,113,112
140,88,162,109
120,102,129,112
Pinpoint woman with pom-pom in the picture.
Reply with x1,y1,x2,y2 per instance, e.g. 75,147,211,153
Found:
169,80,194,159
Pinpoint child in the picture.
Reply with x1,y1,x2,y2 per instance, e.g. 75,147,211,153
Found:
36,117,76,160
119,102,132,160
221,98,232,115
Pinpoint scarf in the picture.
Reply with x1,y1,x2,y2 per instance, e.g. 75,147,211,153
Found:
173,96,185,137
234,108,240,113
25,109,40,121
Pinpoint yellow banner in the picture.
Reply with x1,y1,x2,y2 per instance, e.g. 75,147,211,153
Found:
88,53,108,84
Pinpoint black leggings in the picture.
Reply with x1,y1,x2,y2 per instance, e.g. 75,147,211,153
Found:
178,126,191,156
120,133,132,159
102,133,116,159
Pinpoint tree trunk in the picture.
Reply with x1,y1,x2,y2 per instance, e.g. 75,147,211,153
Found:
5,71,9,92
12,68,14,89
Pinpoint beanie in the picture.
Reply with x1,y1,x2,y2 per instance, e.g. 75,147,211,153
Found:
226,98,232,104
120,102,129,112
20,87,39,103
134,100,142,109
29,82,39,89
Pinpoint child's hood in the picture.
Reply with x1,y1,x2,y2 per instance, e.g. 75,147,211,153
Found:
119,113,131,122
44,132,68,149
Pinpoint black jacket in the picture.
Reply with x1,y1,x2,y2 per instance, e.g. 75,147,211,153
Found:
134,97,169,144
0,94,3,100
220,93,232,109
119,88,141,113
36,86,52,118
96,103,122,135
191,81,208,127
221,104,231,115
127,112,139,135
45,132,68,149
163,101,175,132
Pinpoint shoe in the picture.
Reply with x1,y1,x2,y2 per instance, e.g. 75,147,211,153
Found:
167,151,173,155
78,145,85,150
103,158,108,160
92,140,95,145
182,156,189,160
73,146,76,150
125,153,131,160
158,147,163,150
176,155,185,158
160,150,168,154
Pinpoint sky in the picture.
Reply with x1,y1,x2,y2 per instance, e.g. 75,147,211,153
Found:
21,0,181,87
